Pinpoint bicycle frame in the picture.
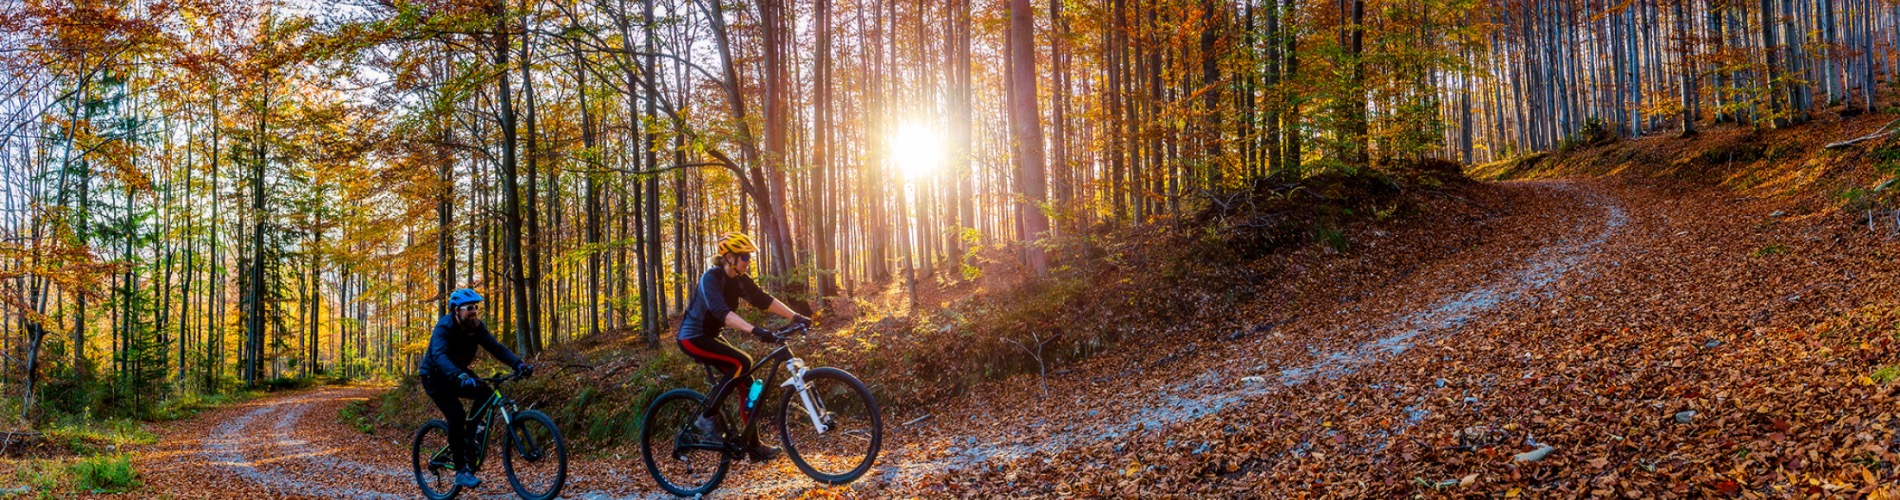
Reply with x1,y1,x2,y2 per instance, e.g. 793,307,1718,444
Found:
681,342,827,454
429,382,517,472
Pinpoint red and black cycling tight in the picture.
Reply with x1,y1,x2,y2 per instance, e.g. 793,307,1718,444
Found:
678,335,757,424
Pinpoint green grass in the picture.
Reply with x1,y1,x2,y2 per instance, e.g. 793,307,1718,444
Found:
1752,243,1789,257
42,417,154,455
150,391,258,421
68,455,138,493
338,400,375,434
1318,225,1349,253
8,460,62,497
1874,365,1900,385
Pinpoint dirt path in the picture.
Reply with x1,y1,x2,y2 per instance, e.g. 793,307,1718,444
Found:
905,177,1900,496
134,384,818,498
136,181,1620,499
134,178,1898,498
137,387,417,499
850,179,1628,495
133,181,1614,499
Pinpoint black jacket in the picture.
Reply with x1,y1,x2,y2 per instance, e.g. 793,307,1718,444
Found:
418,313,523,380
677,266,773,341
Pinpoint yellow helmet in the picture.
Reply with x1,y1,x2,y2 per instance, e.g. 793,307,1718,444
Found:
717,232,757,256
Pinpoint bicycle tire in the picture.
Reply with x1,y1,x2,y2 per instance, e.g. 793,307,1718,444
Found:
411,419,461,500
641,388,730,496
502,409,568,500
777,367,882,485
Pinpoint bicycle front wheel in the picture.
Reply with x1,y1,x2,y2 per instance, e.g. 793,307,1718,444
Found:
502,409,567,500
777,367,882,484
411,419,461,500
641,388,729,496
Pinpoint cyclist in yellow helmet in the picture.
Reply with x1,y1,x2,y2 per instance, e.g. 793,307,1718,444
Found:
675,233,810,462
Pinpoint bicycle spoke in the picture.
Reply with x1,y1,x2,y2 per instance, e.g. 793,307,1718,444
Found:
412,421,460,499
781,372,880,481
643,391,727,495
503,411,566,500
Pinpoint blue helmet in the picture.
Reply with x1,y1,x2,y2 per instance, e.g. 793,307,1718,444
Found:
449,288,484,309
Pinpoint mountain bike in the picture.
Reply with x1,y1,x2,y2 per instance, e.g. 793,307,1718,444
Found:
411,372,568,500
640,322,883,496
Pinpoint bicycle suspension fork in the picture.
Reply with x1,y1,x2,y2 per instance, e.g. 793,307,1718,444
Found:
778,358,829,434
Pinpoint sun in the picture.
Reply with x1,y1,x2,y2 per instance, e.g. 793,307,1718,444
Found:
888,121,944,179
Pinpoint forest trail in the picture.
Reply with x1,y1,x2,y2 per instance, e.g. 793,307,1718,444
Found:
127,179,1634,498
907,173,1900,496
137,386,445,499
129,176,1899,497
864,180,1626,487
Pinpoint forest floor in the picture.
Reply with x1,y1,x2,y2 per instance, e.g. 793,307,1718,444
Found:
24,119,1900,498
73,177,1893,499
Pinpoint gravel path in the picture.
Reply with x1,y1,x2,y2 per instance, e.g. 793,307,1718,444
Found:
136,385,811,498
134,180,1676,498
864,180,1625,489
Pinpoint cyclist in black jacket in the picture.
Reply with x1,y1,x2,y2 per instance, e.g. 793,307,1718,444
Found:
418,288,532,489
677,233,809,462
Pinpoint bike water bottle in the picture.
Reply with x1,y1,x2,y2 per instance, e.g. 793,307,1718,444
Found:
746,379,764,412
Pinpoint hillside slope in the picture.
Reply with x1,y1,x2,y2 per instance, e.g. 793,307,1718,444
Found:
102,115,1900,498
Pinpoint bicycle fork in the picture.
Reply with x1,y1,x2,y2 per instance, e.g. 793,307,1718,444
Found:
778,358,830,434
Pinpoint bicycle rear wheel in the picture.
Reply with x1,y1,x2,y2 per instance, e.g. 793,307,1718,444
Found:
640,388,729,496
502,409,567,500
777,367,882,484
411,419,461,500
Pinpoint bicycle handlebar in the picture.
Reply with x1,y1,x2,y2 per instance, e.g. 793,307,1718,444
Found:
483,371,523,384
770,321,811,341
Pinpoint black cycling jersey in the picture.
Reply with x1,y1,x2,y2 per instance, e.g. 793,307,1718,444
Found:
677,266,774,341
417,313,522,380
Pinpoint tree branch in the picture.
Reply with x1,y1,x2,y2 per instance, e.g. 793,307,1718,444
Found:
1826,118,1900,149
563,162,729,176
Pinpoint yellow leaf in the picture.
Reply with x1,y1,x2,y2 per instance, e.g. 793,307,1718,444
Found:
1506,488,1523,497
1859,375,1877,386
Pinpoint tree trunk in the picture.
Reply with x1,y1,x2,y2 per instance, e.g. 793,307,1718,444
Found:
572,39,602,339
1008,0,1050,276
518,9,544,357
492,5,534,355
1761,0,1785,127
1282,0,1300,172
1347,0,1367,166
1675,0,1696,135
244,65,269,387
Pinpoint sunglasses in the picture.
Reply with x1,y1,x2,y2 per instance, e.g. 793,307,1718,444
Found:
459,304,482,312
732,253,752,263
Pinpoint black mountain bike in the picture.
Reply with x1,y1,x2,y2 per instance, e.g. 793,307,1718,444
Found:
640,323,883,496
411,372,568,500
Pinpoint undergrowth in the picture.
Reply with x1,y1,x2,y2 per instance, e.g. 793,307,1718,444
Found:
68,455,138,493
361,160,1475,454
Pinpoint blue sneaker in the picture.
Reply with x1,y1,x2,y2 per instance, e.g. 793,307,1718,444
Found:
455,471,481,488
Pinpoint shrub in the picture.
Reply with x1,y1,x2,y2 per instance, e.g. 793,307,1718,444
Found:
257,376,313,392
339,400,375,434
1556,118,1614,153
69,455,138,493
1871,138,1900,177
